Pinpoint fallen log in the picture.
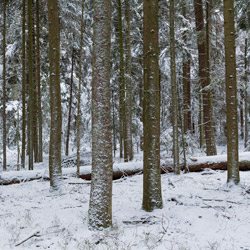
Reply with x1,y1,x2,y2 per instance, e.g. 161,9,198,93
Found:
1,160,250,186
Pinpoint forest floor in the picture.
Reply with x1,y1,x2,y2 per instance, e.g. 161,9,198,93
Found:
1,147,250,250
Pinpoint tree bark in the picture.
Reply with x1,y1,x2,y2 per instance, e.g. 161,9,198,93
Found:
170,0,180,174
88,0,113,229
143,0,163,211
48,0,62,189
76,0,84,178
21,0,26,169
194,0,217,156
28,0,34,170
36,0,43,162
118,0,128,161
244,38,248,148
2,0,7,171
223,0,239,184
65,49,75,156
124,0,133,161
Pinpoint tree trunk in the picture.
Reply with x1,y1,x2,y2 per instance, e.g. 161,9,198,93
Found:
88,0,113,229
143,0,163,211
28,0,34,170
118,0,128,161
2,0,7,171
48,0,62,189
244,38,248,148
76,0,84,178
36,0,43,162
170,0,180,174
21,0,26,169
194,0,216,156
223,0,239,184
65,49,75,156
124,0,133,161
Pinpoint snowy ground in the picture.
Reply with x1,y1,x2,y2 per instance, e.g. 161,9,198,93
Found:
1,155,250,249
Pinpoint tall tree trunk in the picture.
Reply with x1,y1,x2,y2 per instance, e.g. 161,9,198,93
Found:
65,49,75,156
205,0,217,154
88,0,113,229
21,0,26,169
244,38,248,148
2,0,7,171
124,0,133,161
117,0,127,161
170,0,180,174
48,0,62,189
194,0,216,156
36,0,43,162
28,0,34,170
182,2,192,134
223,0,239,184
76,0,84,178
143,0,163,211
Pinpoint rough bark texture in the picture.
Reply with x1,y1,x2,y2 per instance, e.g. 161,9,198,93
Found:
36,0,43,162
194,0,217,156
88,0,113,229
223,0,239,184
143,0,163,211
76,0,84,178
2,0,7,171
124,0,133,161
21,0,26,169
28,0,34,170
48,0,62,189
170,0,180,174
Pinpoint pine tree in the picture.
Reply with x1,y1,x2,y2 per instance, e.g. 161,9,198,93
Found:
48,0,62,189
21,0,26,169
76,0,84,178
143,0,163,211
88,0,113,229
170,0,180,174
2,0,7,171
223,0,239,184
28,0,34,170
194,0,217,156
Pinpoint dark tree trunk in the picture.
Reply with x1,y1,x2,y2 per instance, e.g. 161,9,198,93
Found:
143,0,163,211
48,0,62,189
65,49,75,156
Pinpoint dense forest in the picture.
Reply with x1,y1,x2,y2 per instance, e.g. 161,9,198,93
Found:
0,0,250,236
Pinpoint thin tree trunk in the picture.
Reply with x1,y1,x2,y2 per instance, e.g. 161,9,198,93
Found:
223,0,239,184
36,0,43,162
88,0,113,229
143,0,163,212
2,0,7,171
205,0,217,154
170,0,180,174
48,0,62,189
28,0,34,170
65,49,75,156
21,0,26,169
118,0,127,161
76,0,84,178
124,0,133,161
244,38,248,148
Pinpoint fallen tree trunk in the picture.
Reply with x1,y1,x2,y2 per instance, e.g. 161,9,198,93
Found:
1,160,250,185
